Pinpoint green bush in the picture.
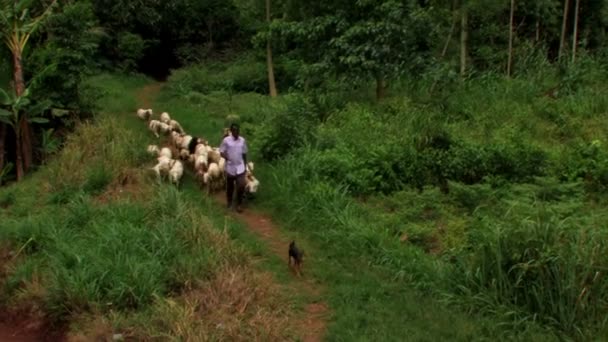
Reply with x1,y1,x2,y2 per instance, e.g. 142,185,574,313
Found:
554,140,608,193
257,95,319,161
82,163,112,196
116,32,146,72
449,204,608,336
27,1,100,111
0,190,225,317
0,190,15,208
166,55,269,95
223,59,268,93
486,142,548,181
297,133,549,196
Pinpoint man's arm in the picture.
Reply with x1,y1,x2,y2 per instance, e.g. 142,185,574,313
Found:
219,139,228,160
243,139,249,171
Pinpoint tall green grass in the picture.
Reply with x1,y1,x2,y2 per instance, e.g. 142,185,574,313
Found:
0,73,213,316
61,57,608,340
1,188,224,311
0,73,299,340
151,63,563,340
157,56,608,338
251,155,562,340
248,75,608,337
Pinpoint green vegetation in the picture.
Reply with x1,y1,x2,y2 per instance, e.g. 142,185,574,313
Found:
0,75,298,340
2,0,608,339
151,54,608,339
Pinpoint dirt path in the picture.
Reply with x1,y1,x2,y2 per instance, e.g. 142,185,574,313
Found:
220,193,329,342
136,82,163,109
136,83,329,341
0,246,65,341
0,318,64,342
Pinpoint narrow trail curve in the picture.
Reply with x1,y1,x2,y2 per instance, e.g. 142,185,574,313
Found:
136,82,163,109
136,83,329,342
220,194,329,342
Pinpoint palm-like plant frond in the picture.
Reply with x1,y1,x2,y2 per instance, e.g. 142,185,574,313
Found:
0,0,58,52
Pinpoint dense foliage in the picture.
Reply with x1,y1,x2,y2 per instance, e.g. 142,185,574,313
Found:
2,0,608,339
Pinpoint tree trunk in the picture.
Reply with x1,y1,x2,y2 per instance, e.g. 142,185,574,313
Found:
13,50,25,96
507,0,515,77
440,20,456,58
429,0,458,95
15,125,23,181
12,49,32,176
441,1,458,58
0,123,6,173
559,0,571,60
206,19,215,50
266,0,278,97
460,3,468,78
375,76,386,101
20,115,33,172
571,0,580,63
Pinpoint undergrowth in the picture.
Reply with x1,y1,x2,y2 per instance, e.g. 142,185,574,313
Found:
0,73,298,341
157,56,608,339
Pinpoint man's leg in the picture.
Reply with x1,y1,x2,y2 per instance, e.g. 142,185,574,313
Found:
235,172,247,212
226,174,235,209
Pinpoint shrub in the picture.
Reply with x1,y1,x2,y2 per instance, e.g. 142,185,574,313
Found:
165,55,270,95
257,95,319,161
0,190,15,208
449,205,608,336
486,142,548,181
82,163,112,196
553,140,608,193
116,32,147,72
27,1,100,111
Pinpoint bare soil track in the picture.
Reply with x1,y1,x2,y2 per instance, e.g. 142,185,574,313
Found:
0,245,66,341
0,313,65,342
227,198,329,342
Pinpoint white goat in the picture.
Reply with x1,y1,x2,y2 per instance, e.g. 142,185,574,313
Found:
169,160,184,188
148,120,171,138
194,154,208,172
152,156,173,182
159,147,172,159
137,108,153,121
160,112,171,124
207,149,221,164
179,149,190,161
203,162,222,192
245,175,260,194
147,144,159,156
171,131,182,146
169,119,185,134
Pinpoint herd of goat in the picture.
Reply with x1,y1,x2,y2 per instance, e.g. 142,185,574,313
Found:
137,108,260,195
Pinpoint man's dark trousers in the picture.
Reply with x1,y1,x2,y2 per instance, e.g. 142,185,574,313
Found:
226,172,246,209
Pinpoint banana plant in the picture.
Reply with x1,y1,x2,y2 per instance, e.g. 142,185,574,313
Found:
0,0,58,96
0,87,51,180
0,0,58,175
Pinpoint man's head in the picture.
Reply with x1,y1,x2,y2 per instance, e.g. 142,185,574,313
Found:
230,123,240,139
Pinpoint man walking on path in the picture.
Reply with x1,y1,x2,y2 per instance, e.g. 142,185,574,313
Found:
219,123,248,213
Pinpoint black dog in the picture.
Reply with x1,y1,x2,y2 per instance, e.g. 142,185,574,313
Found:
288,241,304,276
